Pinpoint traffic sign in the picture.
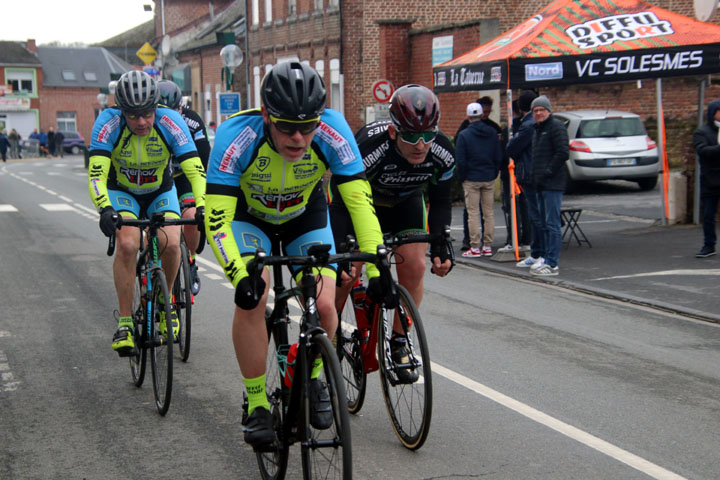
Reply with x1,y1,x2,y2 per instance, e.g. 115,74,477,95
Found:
219,92,241,115
372,79,394,103
136,42,158,65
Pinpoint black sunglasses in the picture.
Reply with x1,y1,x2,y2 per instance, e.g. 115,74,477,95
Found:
270,115,321,135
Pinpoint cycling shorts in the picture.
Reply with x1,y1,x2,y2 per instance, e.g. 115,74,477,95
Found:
232,195,338,281
108,185,181,220
330,192,428,252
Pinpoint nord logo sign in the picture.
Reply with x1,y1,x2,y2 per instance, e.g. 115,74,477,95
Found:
525,62,564,81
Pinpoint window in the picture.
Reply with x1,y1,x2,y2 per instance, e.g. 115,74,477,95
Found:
62,70,76,81
253,66,261,108
264,0,272,23
314,0,323,10
328,0,338,7
329,59,342,113
83,71,97,82
252,0,259,25
57,111,76,132
6,69,35,95
289,0,296,16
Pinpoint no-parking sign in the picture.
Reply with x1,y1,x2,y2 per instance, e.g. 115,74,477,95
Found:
372,79,394,103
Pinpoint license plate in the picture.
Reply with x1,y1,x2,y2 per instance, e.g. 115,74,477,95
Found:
607,158,636,166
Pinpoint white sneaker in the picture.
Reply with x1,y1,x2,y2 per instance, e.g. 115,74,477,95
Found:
498,244,513,252
516,256,542,268
530,257,546,271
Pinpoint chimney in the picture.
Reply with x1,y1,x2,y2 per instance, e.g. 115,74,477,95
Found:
27,39,37,53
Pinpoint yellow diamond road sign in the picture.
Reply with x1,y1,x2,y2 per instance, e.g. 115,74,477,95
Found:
136,42,157,65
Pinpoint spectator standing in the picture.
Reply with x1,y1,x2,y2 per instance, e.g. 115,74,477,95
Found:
38,129,49,156
528,95,569,276
8,128,19,159
0,130,9,162
54,129,64,158
47,127,56,156
692,98,720,258
456,102,502,257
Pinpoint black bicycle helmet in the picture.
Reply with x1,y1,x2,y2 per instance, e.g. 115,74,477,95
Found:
157,80,182,110
388,84,440,132
114,70,160,113
261,61,326,120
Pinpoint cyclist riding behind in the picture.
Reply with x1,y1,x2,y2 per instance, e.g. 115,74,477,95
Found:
88,70,206,357
205,61,392,449
330,84,456,383
157,80,210,295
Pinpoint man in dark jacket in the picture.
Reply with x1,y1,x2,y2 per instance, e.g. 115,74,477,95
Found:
692,99,720,258
507,90,540,267
528,95,569,276
456,102,502,257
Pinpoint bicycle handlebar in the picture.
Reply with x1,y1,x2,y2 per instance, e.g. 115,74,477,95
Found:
383,225,453,249
105,212,200,256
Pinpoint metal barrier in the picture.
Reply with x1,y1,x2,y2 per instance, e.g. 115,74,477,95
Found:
21,139,40,157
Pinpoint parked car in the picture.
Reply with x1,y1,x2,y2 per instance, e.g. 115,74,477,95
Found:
60,131,85,155
553,110,659,191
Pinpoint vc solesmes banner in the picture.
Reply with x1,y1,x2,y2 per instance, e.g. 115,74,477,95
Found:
433,0,720,93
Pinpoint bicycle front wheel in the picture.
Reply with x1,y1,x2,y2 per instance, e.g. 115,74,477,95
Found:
256,307,290,480
174,239,192,362
150,269,173,416
336,294,366,414
130,273,147,387
301,334,352,480
377,284,432,450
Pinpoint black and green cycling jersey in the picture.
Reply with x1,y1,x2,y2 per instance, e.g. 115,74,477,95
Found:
205,108,383,287
88,106,205,212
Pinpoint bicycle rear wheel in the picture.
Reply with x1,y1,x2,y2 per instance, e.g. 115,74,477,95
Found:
150,269,173,416
301,334,352,480
336,294,366,414
256,306,290,480
130,273,147,387
377,284,432,450
174,239,192,362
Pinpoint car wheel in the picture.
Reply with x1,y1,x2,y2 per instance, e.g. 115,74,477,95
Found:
636,176,658,191
71,145,80,155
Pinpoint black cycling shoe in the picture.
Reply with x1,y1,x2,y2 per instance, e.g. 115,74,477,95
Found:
243,407,277,449
309,378,333,430
390,336,419,384
190,260,201,295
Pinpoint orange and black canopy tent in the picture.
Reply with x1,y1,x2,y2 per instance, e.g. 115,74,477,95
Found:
433,0,720,92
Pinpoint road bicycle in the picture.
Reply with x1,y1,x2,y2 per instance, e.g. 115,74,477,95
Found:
336,228,453,450
241,242,395,480
107,212,198,415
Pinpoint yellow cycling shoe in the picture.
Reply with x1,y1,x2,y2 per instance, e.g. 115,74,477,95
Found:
158,305,179,341
112,326,137,357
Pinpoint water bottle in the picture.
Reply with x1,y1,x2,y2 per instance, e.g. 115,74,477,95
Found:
351,284,371,343
284,343,298,388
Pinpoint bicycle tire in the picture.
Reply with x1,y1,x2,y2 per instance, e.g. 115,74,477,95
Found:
150,268,173,416
300,334,352,480
175,239,192,362
257,306,290,480
337,294,366,414
130,273,147,387
377,284,432,450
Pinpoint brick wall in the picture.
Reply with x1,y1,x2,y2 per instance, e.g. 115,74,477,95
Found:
39,87,104,144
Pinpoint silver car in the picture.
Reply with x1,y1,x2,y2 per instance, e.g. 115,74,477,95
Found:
553,110,660,191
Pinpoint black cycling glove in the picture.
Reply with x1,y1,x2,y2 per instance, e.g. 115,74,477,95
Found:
430,238,455,274
194,206,206,254
234,275,266,310
99,206,119,237
366,276,399,309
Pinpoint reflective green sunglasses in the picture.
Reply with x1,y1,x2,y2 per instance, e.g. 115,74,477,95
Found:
399,129,438,145
124,109,156,120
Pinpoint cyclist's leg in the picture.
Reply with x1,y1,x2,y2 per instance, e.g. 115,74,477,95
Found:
176,175,200,254
328,194,358,310
148,187,182,290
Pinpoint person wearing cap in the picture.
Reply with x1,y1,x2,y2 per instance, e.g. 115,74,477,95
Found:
527,94,569,276
508,90,542,268
456,102,502,257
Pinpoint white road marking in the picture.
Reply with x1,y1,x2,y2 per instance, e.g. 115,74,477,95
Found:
0,205,18,212
594,269,720,281
40,203,76,212
204,273,223,280
0,350,21,392
432,363,686,480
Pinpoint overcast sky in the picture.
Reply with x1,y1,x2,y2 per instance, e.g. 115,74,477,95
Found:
3,0,155,46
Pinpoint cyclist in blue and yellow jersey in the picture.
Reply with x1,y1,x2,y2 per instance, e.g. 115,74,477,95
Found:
158,79,211,295
88,70,206,357
330,84,456,383
205,61,391,449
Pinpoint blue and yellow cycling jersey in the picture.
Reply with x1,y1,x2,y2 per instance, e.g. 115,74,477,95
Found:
88,106,205,211
206,108,383,287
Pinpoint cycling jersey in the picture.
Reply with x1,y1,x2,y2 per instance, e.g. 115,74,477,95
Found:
88,106,206,212
171,106,211,172
205,108,383,287
331,120,456,237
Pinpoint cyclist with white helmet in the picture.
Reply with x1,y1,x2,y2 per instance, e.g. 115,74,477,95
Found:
205,61,388,449
330,84,456,383
88,70,206,356
158,80,210,294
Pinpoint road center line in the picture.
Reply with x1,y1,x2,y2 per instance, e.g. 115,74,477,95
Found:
432,363,685,480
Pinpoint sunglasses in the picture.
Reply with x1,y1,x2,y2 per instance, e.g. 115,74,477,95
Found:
398,129,438,145
124,109,156,120
269,115,321,135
